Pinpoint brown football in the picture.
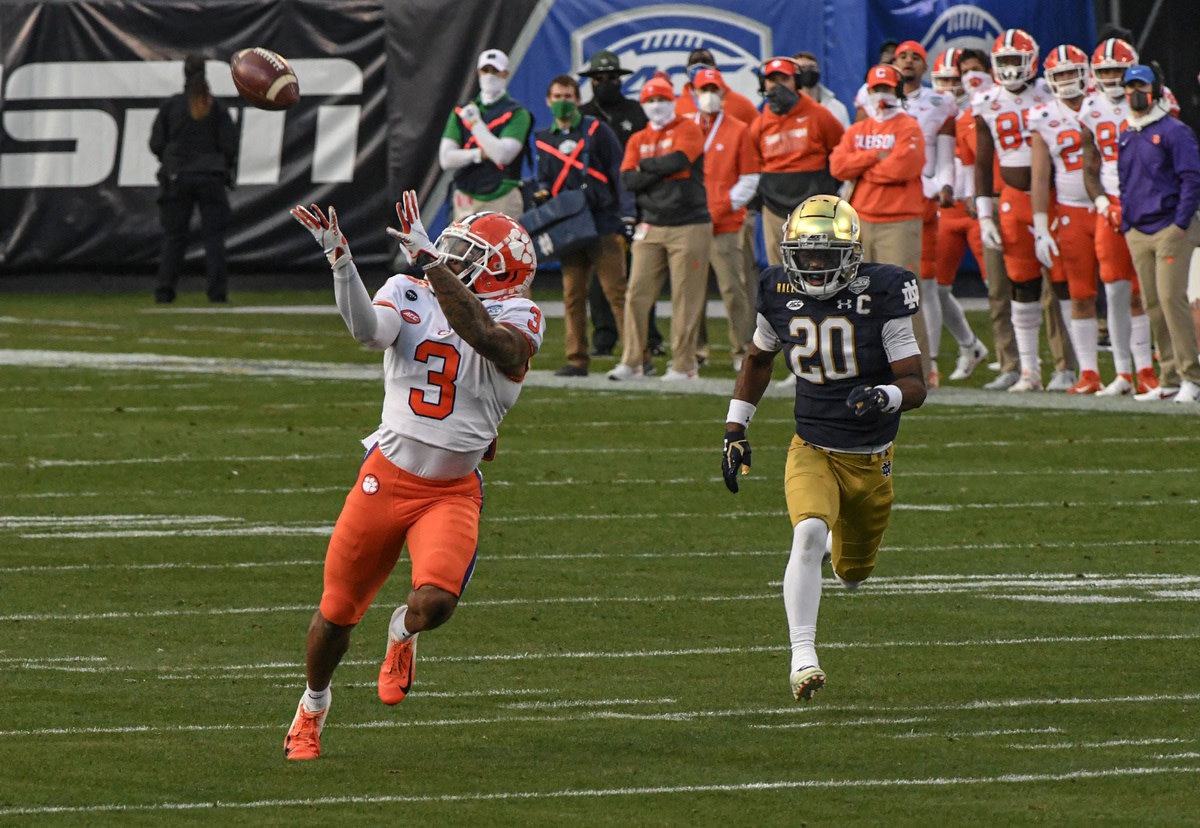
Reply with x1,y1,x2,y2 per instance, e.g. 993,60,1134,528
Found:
230,47,300,111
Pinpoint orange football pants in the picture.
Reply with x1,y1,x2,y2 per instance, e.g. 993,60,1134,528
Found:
319,445,482,626
999,186,1065,284
936,201,986,287
1053,203,1099,300
1094,194,1140,293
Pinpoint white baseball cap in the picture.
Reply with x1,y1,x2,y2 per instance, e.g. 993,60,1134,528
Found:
477,49,509,72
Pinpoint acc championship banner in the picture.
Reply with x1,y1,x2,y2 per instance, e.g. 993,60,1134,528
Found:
0,0,387,272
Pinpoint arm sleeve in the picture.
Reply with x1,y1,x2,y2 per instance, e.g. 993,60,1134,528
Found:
470,120,524,167
334,264,401,349
439,137,482,170
882,316,921,362
752,313,783,352
935,132,956,190
730,173,761,210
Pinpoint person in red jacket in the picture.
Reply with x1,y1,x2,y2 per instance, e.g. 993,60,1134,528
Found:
689,67,762,369
830,64,930,375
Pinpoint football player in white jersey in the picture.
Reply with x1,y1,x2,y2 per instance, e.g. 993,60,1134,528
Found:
283,192,543,760
974,28,1076,392
1077,38,1159,396
1029,45,1107,394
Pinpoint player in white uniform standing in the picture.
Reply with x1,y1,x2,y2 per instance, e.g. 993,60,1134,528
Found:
283,192,543,760
1077,38,1159,396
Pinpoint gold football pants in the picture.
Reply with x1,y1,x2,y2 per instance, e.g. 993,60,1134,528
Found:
784,436,894,583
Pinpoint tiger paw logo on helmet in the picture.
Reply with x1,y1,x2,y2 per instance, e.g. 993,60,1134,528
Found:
503,227,536,268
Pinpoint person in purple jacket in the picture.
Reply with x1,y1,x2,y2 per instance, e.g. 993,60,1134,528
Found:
1117,64,1200,403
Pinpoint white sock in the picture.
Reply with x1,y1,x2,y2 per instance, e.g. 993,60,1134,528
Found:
1130,313,1154,372
1104,280,1133,376
783,518,827,672
302,684,331,713
389,605,414,641
1011,300,1042,375
938,284,974,346
920,278,942,358
1069,317,1099,374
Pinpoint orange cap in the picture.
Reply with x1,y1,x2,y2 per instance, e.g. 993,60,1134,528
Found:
761,56,797,77
639,77,676,102
895,40,927,61
866,64,903,88
692,67,728,90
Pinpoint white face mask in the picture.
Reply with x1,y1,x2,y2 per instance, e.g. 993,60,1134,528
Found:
642,101,675,127
868,92,901,121
479,73,508,103
697,90,723,114
961,70,993,98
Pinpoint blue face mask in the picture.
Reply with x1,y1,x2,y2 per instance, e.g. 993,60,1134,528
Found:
687,63,709,83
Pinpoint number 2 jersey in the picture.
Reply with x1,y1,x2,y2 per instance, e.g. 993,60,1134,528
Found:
369,274,543,474
755,263,921,450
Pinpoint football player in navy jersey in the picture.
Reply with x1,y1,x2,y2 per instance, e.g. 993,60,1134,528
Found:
720,195,925,701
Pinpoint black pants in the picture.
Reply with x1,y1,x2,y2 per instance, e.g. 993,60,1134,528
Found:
155,173,231,302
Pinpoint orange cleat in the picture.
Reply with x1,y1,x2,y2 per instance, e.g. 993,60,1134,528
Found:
378,616,418,705
1136,367,1160,395
1067,370,1102,394
284,698,328,761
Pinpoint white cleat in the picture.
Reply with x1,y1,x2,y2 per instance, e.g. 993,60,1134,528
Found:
660,367,698,381
606,363,645,381
949,339,989,381
790,665,827,701
1096,374,1133,397
983,370,1020,391
1007,371,1043,392
1046,369,1077,392
1174,380,1200,404
1134,385,1179,401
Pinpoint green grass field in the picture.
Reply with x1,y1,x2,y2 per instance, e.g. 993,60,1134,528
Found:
2,288,1198,825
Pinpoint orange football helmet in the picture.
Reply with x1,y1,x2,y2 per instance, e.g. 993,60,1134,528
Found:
931,47,964,97
1091,38,1138,97
992,28,1039,90
1043,45,1090,100
436,212,537,299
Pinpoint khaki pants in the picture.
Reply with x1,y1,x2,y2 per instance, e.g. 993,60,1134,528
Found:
983,245,1019,374
741,211,761,308
710,230,755,358
1042,278,1076,373
621,222,713,373
763,205,789,266
860,218,930,377
1126,220,1200,386
560,233,627,369
452,187,524,221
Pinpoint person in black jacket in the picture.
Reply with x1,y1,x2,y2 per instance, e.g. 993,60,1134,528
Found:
534,75,629,376
149,54,238,303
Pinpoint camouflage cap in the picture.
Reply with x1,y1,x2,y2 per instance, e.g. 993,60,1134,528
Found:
580,49,632,77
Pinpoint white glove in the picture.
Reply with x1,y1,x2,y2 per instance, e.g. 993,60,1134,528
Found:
290,203,352,271
385,189,444,269
1032,212,1059,268
457,103,481,130
979,216,1003,250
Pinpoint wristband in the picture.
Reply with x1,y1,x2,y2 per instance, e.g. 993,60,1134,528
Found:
975,196,994,220
416,251,446,272
1094,194,1111,214
880,384,903,413
726,398,756,427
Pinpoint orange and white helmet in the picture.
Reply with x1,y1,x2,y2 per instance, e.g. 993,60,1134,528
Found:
436,212,537,299
992,28,1039,90
1043,45,1090,100
931,47,964,97
1091,38,1138,97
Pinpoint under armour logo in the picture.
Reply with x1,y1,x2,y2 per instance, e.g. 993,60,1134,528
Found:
837,298,853,310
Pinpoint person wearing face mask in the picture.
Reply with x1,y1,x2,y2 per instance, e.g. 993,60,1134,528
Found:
791,52,849,127
531,75,629,377
608,77,712,381
674,48,760,125
1117,64,1200,403
688,67,762,370
829,65,927,339
749,57,845,267
439,49,533,220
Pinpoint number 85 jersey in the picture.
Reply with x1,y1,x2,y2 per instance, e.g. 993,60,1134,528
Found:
755,262,920,449
373,275,543,453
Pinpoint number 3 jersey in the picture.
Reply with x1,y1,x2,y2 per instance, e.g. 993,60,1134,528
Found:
371,274,543,459
755,263,920,450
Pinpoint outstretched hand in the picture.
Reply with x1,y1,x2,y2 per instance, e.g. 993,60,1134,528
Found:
290,203,352,271
385,190,442,269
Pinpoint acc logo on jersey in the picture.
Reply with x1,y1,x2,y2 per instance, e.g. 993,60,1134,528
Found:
574,7,770,105
920,4,1003,59
361,474,380,495
401,309,421,324
786,299,805,310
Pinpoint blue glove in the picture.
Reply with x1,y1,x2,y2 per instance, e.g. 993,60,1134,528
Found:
722,429,752,493
846,385,888,416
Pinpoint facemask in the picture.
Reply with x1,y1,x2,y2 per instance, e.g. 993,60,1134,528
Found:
697,91,723,114
593,79,624,106
550,99,578,121
642,101,675,128
765,84,799,115
796,68,820,89
479,73,507,103
1127,89,1153,112
868,92,901,121
961,70,993,96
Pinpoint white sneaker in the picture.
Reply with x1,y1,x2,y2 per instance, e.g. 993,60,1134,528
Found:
949,339,989,381
1173,380,1200,403
1134,385,1179,401
983,370,1020,391
660,367,698,381
1046,369,1076,392
986,361,1001,372
1008,371,1043,392
732,357,744,372
606,363,645,381
1096,374,1133,397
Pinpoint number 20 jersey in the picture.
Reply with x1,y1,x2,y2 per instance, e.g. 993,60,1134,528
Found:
372,275,544,453
756,263,920,449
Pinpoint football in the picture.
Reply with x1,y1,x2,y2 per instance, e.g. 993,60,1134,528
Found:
229,47,300,111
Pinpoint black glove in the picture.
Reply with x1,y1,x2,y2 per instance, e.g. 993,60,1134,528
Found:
721,429,752,493
846,385,888,416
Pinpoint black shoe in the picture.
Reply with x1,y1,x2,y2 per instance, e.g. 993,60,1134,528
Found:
208,294,228,303
589,346,614,357
154,289,175,304
554,364,588,377
648,343,667,357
